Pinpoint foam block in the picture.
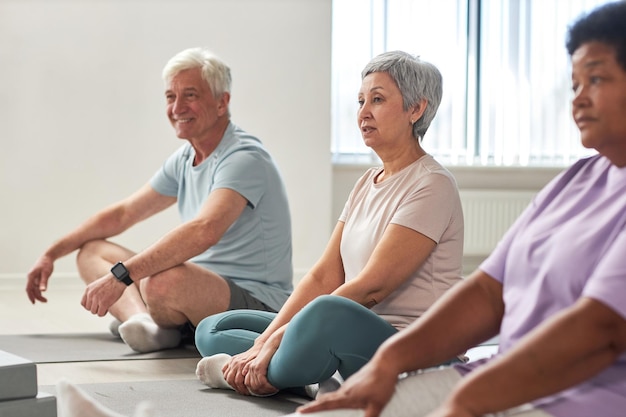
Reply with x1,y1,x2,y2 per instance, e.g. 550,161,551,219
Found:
0,350,37,401
0,391,57,417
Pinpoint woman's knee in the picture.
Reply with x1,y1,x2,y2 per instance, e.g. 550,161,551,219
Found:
302,294,353,317
195,311,273,357
294,295,365,336
195,317,223,356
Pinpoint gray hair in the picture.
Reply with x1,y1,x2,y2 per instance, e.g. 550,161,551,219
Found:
361,51,442,140
162,47,232,99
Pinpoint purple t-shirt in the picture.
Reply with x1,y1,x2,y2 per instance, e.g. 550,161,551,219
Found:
456,155,626,417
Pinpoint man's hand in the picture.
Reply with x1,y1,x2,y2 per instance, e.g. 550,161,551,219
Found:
26,255,54,304
297,360,397,417
81,275,126,316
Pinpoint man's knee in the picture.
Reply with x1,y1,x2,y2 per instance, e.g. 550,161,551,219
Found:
140,272,171,305
76,239,107,264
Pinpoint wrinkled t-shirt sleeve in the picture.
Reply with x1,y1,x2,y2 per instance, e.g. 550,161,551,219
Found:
213,149,268,209
391,173,457,244
150,145,188,197
583,225,626,319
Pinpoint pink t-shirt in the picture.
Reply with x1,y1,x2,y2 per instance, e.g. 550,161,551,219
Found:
339,155,464,329
456,155,626,417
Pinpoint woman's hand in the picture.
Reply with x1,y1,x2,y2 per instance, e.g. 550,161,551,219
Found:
242,331,282,395
223,343,264,395
297,360,397,417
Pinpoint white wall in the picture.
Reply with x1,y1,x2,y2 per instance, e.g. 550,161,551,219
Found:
0,0,332,282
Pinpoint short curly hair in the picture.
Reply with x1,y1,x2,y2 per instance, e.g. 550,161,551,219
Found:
566,1,626,71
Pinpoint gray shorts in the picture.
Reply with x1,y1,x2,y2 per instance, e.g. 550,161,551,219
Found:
179,277,276,340
224,277,277,313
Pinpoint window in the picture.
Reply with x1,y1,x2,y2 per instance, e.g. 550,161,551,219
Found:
332,0,611,167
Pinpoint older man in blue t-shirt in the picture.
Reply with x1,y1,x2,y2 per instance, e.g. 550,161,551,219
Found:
26,47,293,353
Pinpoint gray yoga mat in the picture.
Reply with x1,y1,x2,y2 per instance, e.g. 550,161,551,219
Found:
0,333,199,363
41,379,307,417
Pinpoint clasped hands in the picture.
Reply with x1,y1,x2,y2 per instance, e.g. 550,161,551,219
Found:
222,340,279,396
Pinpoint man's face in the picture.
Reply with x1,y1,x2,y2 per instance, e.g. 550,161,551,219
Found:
165,68,228,142
571,41,626,167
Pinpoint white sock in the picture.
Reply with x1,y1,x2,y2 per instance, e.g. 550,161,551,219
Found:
56,378,126,417
118,313,181,353
131,402,160,417
318,372,343,396
109,318,122,338
195,353,234,390
303,373,343,399
56,379,158,417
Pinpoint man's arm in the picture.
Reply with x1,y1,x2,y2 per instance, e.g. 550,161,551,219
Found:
116,187,248,281
80,187,249,317
26,183,175,303
435,297,626,416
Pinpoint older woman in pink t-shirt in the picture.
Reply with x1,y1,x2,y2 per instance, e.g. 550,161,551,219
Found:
191,51,464,397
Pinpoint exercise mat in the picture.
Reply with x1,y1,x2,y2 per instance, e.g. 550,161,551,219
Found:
41,379,306,417
0,333,199,363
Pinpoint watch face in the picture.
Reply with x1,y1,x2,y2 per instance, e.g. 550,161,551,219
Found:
112,263,127,277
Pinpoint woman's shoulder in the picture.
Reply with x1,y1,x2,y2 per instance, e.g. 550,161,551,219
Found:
406,155,459,190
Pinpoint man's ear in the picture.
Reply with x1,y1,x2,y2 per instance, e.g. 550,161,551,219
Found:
217,92,231,116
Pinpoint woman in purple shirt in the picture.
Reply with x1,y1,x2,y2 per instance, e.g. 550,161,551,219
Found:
296,2,626,417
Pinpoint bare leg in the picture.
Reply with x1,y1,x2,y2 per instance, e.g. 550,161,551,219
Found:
76,240,180,352
140,261,230,327
76,240,148,321
76,239,232,353
117,262,231,353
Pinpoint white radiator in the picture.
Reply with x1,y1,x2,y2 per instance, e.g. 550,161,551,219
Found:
460,190,536,256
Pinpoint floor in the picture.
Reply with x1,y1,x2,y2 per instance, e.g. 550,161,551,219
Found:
0,277,199,386
0,277,498,390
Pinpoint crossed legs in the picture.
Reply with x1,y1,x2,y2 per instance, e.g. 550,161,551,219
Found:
76,239,231,352
195,295,397,391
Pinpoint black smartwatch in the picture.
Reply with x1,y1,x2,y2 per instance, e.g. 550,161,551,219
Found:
110,262,134,286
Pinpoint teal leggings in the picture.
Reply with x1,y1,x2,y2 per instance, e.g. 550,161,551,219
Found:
195,295,398,390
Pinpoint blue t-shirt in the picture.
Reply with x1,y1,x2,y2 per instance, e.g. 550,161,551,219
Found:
150,122,293,311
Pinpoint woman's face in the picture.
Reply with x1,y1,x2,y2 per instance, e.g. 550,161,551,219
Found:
357,72,416,151
572,41,626,167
